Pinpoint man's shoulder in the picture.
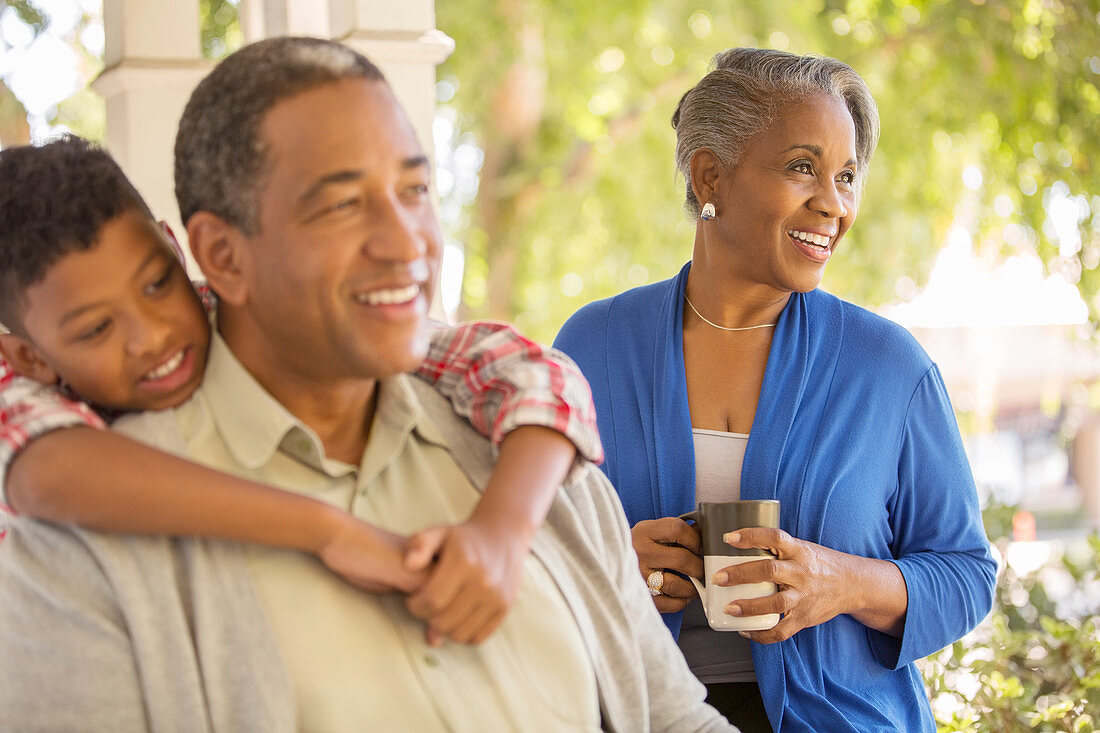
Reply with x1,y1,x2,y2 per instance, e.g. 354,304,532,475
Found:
404,375,618,503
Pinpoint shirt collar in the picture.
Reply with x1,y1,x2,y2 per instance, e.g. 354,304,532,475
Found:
201,334,309,470
200,333,449,472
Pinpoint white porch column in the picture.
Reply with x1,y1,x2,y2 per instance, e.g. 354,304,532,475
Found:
238,0,331,41
328,0,454,160
92,0,210,252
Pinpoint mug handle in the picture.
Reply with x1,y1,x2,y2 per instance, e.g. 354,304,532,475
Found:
677,511,711,620
678,510,700,525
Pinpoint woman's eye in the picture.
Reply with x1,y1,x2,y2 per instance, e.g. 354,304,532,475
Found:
839,170,856,185
792,162,813,174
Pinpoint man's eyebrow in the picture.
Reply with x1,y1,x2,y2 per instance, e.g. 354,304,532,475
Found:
296,157,430,206
781,144,857,168
58,250,163,328
402,155,430,171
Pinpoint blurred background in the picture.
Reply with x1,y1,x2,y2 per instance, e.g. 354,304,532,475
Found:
2,0,1098,728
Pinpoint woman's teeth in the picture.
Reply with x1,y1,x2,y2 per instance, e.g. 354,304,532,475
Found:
788,230,831,249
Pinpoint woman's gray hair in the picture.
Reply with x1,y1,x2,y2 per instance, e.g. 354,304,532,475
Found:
174,37,385,234
672,47,880,217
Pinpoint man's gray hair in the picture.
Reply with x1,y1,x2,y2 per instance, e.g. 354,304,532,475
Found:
671,47,880,217
174,36,386,234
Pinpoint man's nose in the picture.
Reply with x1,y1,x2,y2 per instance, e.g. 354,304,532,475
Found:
361,196,428,263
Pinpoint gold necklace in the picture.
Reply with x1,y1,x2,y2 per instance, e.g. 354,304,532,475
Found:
684,294,777,332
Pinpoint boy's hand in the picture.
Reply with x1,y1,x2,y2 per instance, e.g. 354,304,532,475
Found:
315,513,427,595
403,514,531,647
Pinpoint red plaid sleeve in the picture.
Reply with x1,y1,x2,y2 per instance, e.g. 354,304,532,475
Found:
193,281,217,315
0,359,107,511
416,321,603,480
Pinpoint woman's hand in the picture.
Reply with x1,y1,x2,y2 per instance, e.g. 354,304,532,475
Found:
631,518,704,613
716,528,908,644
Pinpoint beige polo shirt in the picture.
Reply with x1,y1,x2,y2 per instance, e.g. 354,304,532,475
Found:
178,336,600,732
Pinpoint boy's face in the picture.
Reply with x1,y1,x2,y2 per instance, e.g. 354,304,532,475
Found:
17,209,210,412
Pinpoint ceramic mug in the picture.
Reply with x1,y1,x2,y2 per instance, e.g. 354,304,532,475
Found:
679,500,781,632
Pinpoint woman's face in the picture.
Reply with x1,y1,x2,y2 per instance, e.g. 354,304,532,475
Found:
708,93,859,295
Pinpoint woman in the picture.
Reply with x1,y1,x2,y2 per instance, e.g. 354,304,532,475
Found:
554,48,996,732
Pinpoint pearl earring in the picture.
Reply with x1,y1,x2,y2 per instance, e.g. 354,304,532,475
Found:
700,202,716,220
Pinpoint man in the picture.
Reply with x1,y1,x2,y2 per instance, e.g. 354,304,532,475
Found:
0,37,732,732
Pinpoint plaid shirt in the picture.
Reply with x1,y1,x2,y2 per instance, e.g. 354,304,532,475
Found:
0,283,601,531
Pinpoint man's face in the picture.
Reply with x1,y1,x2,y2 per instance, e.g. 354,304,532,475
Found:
234,78,442,385
17,209,210,411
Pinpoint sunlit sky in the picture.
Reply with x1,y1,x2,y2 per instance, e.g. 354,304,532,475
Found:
1,0,1091,329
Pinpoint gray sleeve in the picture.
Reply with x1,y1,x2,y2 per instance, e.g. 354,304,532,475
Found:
593,473,738,733
0,520,149,731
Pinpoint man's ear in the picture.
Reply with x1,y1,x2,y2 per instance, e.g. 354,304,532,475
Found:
689,147,724,210
0,333,58,386
186,212,250,307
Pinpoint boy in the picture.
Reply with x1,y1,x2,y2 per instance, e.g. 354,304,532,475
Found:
0,136,601,645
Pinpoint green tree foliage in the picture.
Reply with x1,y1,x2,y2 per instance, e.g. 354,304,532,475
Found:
924,510,1100,731
200,0,242,60
437,0,1100,343
0,0,47,146
0,0,104,143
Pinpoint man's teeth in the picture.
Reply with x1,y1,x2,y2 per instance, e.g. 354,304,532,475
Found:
788,230,831,249
145,350,184,380
356,284,420,305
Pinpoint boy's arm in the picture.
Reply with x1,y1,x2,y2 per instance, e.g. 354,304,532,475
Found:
0,364,107,505
405,425,576,644
405,323,602,644
7,427,425,593
416,321,603,471
0,357,423,594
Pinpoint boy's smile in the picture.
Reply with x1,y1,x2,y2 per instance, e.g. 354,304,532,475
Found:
18,209,210,412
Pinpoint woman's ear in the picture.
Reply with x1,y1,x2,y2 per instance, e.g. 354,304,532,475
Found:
186,212,249,306
689,148,723,209
0,333,59,386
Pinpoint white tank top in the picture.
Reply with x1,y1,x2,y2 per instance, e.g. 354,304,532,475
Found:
677,429,757,684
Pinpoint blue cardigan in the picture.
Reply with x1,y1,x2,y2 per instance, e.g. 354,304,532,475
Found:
555,263,996,732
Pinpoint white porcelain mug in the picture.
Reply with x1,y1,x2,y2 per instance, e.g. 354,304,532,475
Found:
679,500,781,632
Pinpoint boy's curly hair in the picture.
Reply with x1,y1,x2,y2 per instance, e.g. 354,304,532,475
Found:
0,135,153,334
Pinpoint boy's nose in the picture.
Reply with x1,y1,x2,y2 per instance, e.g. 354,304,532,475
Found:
124,312,173,358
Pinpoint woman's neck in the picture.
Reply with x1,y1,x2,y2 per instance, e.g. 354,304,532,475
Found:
686,253,791,331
